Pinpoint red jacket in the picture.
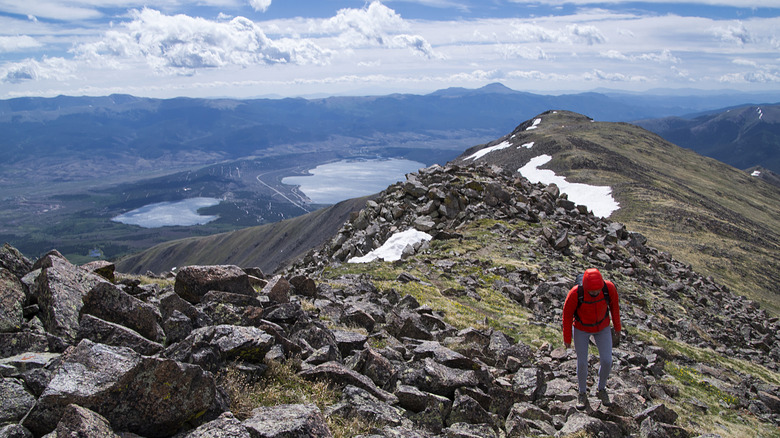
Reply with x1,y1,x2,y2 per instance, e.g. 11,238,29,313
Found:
562,280,621,345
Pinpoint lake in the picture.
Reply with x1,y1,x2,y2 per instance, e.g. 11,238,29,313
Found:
282,158,425,204
112,197,221,228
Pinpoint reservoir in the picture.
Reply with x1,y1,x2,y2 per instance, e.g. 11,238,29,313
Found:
282,158,425,204
112,197,221,228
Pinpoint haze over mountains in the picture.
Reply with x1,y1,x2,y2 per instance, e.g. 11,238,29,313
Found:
1,84,778,269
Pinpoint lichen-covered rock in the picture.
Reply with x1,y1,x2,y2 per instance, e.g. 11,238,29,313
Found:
164,324,274,372
0,243,33,279
24,339,221,437
0,377,36,424
243,404,332,438
54,404,120,438
174,265,254,304
81,282,164,342
0,267,25,332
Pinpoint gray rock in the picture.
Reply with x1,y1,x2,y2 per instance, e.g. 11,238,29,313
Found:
332,329,368,358
0,243,33,279
442,422,497,438
0,268,25,332
31,256,109,344
639,417,691,438
24,339,221,437
165,324,274,372
0,377,36,423
184,412,251,438
299,361,398,404
77,314,164,356
556,413,614,438
0,332,50,358
54,404,119,438
446,392,495,427
411,340,475,370
80,260,116,282
174,265,254,304
262,275,291,304
400,358,479,399
0,424,33,438
243,404,332,438
327,385,407,427
634,403,679,425
81,282,164,342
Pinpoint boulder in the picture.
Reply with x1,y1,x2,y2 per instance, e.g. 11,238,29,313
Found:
183,412,251,438
0,377,36,424
81,282,164,342
80,260,116,282
31,257,108,344
24,339,221,437
54,404,120,438
400,358,479,399
262,275,291,304
174,265,254,304
299,361,398,404
78,314,164,356
327,385,408,428
0,268,25,332
165,324,275,372
243,404,332,438
0,243,33,279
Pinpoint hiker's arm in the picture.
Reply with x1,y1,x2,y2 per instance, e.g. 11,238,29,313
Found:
562,287,577,345
608,282,621,333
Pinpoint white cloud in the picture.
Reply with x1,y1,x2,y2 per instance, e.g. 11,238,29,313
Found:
712,21,752,46
73,8,330,74
0,0,102,20
566,24,606,45
1,56,74,83
500,45,549,60
600,49,679,63
321,1,440,57
586,69,647,82
249,0,271,12
0,35,42,53
720,70,780,83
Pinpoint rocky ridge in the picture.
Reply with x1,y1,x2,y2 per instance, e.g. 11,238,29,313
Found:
1,162,779,437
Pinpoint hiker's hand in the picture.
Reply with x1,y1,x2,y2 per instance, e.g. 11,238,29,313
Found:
613,329,621,347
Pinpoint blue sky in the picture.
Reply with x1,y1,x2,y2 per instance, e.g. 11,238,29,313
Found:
0,0,778,99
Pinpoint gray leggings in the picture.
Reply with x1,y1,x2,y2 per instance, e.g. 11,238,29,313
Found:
573,326,613,393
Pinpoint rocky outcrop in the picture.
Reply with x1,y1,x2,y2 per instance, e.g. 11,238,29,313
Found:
0,164,778,437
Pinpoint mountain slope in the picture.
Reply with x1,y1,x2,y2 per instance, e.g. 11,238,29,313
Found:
452,110,780,315
634,104,780,173
114,195,372,275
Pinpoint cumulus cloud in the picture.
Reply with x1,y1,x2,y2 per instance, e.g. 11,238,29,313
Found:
73,8,330,74
720,70,780,83
508,22,605,45
0,56,74,83
586,69,647,82
712,21,752,46
499,45,550,60
321,1,440,58
0,35,42,53
600,49,679,63
249,0,271,12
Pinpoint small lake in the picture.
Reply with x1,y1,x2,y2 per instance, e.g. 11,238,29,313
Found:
282,158,425,204
112,197,221,228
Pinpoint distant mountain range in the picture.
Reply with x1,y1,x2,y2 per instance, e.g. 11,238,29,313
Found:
2,84,779,264
634,104,780,173
118,111,780,316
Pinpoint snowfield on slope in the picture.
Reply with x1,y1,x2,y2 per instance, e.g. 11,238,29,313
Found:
519,154,620,218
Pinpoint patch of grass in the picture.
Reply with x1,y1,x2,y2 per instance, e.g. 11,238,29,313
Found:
218,359,376,437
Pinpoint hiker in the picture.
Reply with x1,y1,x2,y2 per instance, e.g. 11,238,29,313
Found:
562,268,621,409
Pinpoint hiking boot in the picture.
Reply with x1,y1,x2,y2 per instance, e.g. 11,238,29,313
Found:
597,389,612,406
576,392,588,410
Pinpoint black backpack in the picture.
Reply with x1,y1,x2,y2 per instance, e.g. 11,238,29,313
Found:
574,273,612,327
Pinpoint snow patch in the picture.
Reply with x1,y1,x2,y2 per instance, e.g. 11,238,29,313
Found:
348,229,433,263
518,155,620,218
526,118,542,130
465,141,511,160
519,142,534,149
751,170,761,177
757,107,763,120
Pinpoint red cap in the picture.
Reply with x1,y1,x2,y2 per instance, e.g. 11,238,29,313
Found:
582,268,604,291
